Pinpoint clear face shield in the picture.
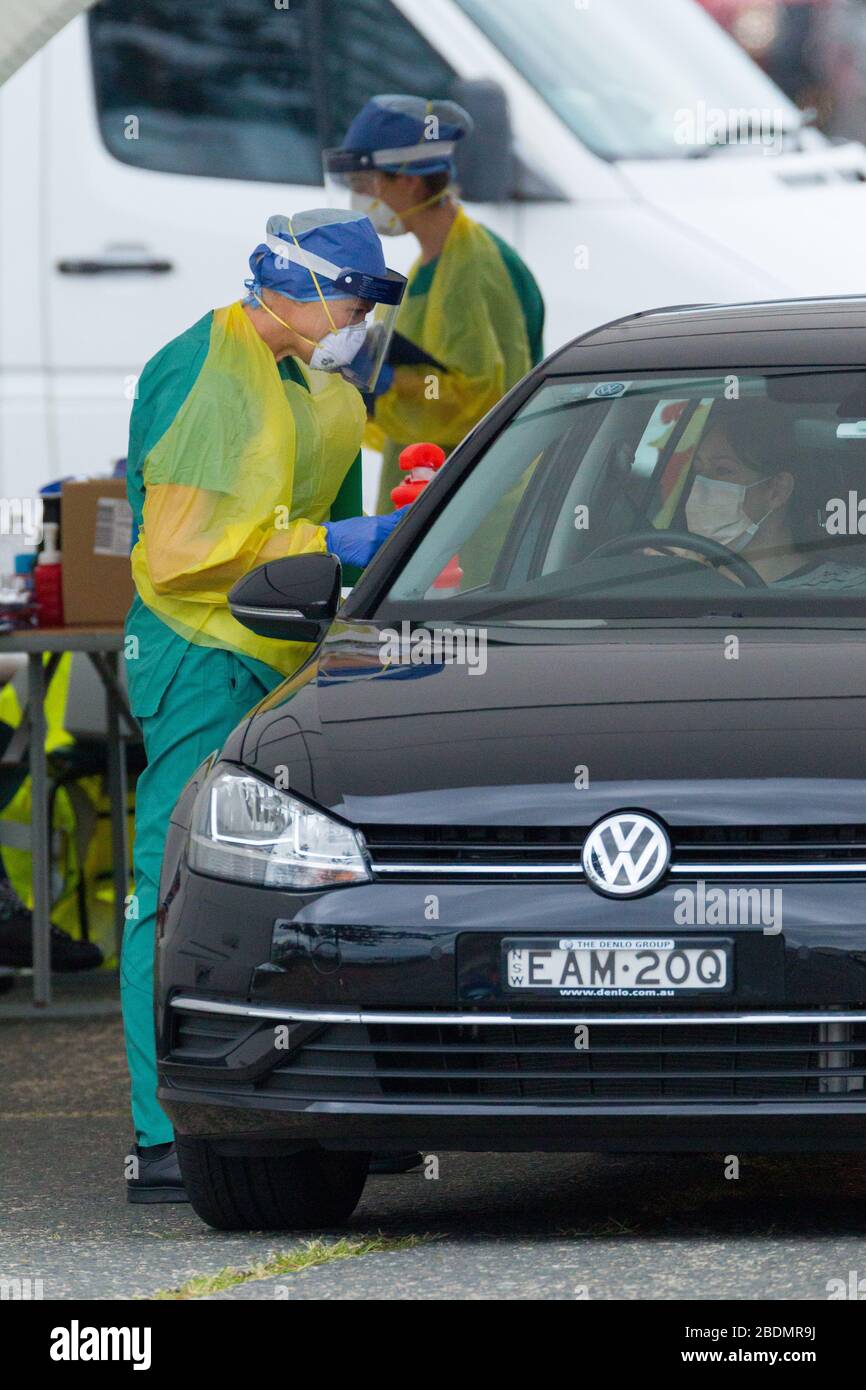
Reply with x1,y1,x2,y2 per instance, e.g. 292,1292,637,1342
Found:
323,156,369,204
323,160,404,238
325,280,404,393
264,229,407,393
323,145,456,238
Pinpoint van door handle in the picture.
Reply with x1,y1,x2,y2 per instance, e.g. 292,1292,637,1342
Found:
56,258,174,275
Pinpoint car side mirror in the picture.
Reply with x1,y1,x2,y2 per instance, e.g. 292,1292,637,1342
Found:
228,553,341,644
450,78,515,203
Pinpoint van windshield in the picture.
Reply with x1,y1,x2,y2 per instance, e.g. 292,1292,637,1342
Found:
379,371,866,625
455,0,803,161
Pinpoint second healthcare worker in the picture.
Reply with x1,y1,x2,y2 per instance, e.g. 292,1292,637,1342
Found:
324,95,546,511
122,210,407,1202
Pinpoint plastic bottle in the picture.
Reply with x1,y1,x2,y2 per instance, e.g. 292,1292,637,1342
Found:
14,552,37,596
34,522,64,627
391,443,464,593
390,442,447,507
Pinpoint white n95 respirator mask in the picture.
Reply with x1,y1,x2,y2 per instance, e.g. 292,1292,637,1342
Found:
349,187,450,238
309,321,368,373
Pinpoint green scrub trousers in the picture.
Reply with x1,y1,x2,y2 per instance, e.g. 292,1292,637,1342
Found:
121,600,285,1146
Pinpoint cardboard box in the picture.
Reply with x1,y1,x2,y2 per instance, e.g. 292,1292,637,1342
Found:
61,480,134,626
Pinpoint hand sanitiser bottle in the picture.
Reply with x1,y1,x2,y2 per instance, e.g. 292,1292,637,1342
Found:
392,443,463,595
35,522,64,627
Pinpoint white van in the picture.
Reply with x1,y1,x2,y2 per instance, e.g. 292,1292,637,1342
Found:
3,0,866,512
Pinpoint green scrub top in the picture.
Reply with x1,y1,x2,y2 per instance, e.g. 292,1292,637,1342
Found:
125,310,362,718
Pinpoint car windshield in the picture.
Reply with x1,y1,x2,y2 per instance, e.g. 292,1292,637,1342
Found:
454,0,803,161
378,369,866,625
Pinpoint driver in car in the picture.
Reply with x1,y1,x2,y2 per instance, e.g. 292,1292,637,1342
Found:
682,400,866,588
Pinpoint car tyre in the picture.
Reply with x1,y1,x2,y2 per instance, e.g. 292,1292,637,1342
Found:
176,1139,370,1231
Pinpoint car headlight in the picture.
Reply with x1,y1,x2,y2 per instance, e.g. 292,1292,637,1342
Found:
188,764,371,889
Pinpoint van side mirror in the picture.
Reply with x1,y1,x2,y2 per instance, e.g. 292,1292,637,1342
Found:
450,78,515,203
228,553,341,644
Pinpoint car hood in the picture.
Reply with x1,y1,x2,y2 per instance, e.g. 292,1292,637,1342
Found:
236,621,866,829
619,144,866,296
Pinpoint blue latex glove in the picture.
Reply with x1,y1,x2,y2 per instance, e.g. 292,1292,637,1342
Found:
371,362,395,397
362,363,395,413
323,507,410,568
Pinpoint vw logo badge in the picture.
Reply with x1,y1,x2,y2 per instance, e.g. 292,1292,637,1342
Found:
581,812,671,898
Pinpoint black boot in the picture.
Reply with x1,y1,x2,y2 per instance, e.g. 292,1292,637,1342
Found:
126,1142,189,1204
369,1151,424,1174
0,911,103,973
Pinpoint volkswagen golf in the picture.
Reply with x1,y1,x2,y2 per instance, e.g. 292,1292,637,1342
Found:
156,296,866,1229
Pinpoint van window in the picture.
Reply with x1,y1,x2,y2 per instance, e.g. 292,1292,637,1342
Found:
89,0,455,184
321,2,455,144
89,0,321,182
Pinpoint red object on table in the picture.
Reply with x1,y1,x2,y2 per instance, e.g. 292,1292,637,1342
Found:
391,443,463,592
34,560,64,627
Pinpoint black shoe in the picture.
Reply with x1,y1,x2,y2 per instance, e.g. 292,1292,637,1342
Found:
126,1142,189,1204
0,911,103,973
369,1151,424,1174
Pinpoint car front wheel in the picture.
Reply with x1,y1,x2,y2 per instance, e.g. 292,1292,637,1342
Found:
176,1139,370,1231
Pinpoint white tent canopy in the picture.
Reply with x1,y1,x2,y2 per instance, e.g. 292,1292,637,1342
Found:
0,0,97,86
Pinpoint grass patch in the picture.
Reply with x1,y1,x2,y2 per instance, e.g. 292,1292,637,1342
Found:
151,1233,430,1300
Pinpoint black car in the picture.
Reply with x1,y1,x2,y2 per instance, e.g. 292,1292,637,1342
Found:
157,297,866,1230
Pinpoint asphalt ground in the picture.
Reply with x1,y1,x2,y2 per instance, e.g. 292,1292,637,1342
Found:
2,977,866,1302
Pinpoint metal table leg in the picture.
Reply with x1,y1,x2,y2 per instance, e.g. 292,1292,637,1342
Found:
103,650,129,964
28,652,51,1007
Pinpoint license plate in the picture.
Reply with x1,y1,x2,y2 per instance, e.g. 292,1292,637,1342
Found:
503,937,731,997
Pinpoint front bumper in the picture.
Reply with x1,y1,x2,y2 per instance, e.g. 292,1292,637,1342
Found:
158,995,866,1153
155,849,866,1154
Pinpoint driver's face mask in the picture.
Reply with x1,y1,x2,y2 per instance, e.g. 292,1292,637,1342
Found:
686,473,775,552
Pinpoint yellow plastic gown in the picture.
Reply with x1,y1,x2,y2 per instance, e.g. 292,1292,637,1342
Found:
131,300,366,678
123,300,368,1146
368,209,542,510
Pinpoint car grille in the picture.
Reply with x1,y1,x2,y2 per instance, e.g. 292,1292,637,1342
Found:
258,1019,866,1105
362,823,866,880
674,824,866,865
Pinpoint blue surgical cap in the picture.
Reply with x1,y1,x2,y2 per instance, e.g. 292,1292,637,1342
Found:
340,95,474,175
246,209,389,303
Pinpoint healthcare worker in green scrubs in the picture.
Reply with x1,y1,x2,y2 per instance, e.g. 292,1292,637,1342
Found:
123,210,407,1202
324,95,545,512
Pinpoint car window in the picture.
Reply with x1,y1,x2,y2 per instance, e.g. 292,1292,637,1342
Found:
381,370,866,623
89,0,455,183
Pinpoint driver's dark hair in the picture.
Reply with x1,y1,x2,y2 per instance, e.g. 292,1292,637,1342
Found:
706,398,794,476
